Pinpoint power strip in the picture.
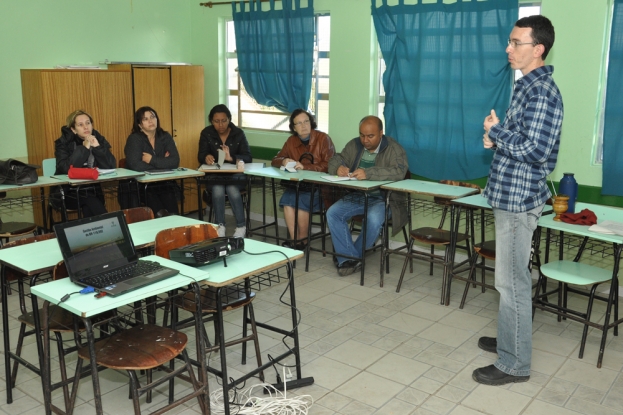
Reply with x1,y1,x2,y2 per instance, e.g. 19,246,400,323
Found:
262,376,315,394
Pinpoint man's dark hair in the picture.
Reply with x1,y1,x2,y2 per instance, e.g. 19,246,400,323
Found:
516,15,555,60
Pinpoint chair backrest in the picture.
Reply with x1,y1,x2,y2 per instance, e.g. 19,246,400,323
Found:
438,180,481,192
154,224,219,259
434,180,481,205
118,158,126,168
2,233,56,281
53,261,68,281
123,207,154,224
42,158,56,176
1,232,56,250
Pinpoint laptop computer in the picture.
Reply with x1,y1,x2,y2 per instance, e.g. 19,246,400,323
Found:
54,211,179,296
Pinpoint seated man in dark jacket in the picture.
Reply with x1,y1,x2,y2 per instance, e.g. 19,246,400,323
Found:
327,116,408,276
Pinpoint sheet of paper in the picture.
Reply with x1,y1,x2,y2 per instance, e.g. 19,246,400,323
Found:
320,175,357,182
199,163,241,172
588,220,623,236
280,162,297,173
243,163,265,171
217,149,225,167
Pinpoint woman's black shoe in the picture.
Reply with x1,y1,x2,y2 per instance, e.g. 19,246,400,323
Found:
282,240,307,250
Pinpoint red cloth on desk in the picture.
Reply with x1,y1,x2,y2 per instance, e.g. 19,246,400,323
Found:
560,209,597,225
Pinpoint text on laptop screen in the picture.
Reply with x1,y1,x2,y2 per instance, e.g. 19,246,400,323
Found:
63,216,134,276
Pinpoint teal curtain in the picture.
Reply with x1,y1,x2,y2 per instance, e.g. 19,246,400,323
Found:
602,0,623,196
232,0,315,113
372,0,517,180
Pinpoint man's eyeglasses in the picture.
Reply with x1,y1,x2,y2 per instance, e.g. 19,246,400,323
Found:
507,39,536,48
294,119,310,127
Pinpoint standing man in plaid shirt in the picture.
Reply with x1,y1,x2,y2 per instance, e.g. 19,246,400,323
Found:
473,15,564,385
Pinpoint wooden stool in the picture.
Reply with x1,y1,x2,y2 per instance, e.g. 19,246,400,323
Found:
75,324,207,414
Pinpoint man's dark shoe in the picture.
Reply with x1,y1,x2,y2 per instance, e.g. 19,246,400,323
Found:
337,260,361,276
478,337,497,354
472,365,529,386
282,241,294,249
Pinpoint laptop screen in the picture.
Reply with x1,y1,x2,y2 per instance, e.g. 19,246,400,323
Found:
54,211,138,281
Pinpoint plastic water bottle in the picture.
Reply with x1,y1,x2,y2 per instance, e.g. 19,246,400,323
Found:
237,160,245,170
559,173,578,213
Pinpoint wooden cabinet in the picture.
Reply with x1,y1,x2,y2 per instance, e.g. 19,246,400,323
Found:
20,65,205,225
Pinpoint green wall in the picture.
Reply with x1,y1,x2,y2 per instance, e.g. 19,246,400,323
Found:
0,0,194,160
0,0,616,202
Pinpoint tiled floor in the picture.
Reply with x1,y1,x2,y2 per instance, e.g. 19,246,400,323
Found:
2,217,623,415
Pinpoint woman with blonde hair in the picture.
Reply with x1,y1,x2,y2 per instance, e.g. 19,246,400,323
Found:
52,109,116,217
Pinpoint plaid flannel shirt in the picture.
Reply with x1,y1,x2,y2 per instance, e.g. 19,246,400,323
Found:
484,65,563,212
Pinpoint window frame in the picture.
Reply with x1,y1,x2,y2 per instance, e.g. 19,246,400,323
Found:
225,13,330,133
594,1,616,165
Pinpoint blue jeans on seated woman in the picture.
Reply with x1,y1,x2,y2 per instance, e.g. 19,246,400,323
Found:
279,188,321,213
205,173,246,227
326,193,390,265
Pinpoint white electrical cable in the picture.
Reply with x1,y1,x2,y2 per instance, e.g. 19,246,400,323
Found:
209,382,313,415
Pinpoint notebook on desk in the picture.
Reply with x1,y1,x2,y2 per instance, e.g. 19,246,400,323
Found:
144,169,174,175
54,211,179,296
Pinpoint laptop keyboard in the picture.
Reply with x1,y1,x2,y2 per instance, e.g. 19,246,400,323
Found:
82,260,165,288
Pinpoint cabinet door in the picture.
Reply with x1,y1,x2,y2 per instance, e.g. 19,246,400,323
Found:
37,70,132,167
171,66,205,215
171,66,205,169
133,67,173,134
21,69,133,226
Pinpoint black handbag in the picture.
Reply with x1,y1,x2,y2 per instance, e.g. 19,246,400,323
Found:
0,159,39,185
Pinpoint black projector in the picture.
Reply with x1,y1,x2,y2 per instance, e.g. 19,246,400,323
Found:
168,237,244,266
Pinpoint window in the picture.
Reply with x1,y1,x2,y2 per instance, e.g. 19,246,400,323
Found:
595,2,616,164
225,15,330,133
376,3,541,120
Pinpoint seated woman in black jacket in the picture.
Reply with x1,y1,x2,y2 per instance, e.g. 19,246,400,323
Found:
124,106,180,216
53,110,116,217
198,104,252,238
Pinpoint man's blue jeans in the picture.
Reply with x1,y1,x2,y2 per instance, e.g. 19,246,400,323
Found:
493,205,543,377
327,193,389,265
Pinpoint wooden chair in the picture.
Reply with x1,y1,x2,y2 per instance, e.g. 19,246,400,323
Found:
347,171,411,282
154,223,264,381
43,158,81,226
396,181,480,295
459,240,496,308
2,232,56,298
16,261,84,412
74,324,206,414
122,206,154,224
2,233,57,396
0,192,38,247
